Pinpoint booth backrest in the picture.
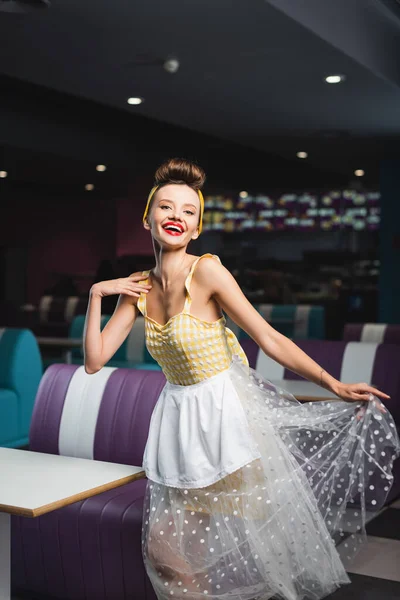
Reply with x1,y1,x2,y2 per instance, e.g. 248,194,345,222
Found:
0,326,42,390
343,323,400,345
0,328,43,446
29,364,166,466
240,338,400,424
258,304,325,339
227,304,325,340
39,296,87,325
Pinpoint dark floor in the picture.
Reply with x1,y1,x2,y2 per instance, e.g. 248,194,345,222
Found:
327,498,400,599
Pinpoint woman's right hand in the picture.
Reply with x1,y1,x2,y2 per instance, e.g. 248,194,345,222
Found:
91,274,152,298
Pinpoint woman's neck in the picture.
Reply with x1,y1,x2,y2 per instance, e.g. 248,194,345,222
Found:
152,246,192,290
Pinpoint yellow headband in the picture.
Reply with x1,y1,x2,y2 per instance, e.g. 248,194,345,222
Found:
142,185,204,234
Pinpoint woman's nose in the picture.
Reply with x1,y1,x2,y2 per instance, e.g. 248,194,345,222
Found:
171,210,182,221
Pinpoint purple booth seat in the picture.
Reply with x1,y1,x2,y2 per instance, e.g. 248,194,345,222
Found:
11,363,166,600
240,338,400,503
343,323,400,345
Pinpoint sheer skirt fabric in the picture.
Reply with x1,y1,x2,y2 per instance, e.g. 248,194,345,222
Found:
141,358,400,600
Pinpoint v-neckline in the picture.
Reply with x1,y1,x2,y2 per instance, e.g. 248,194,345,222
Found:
144,312,186,329
143,256,200,327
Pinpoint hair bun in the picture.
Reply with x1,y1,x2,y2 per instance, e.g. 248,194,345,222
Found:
154,158,206,191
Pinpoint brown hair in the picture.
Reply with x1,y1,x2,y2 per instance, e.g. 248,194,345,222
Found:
154,158,206,192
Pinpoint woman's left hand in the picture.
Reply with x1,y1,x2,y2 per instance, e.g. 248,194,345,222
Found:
335,382,389,414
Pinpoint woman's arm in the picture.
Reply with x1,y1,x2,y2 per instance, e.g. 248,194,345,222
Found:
194,257,389,404
83,292,137,373
83,272,151,374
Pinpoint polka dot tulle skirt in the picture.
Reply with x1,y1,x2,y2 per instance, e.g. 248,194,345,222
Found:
141,358,400,600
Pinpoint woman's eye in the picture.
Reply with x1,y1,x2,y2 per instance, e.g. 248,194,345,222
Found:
159,205,193,215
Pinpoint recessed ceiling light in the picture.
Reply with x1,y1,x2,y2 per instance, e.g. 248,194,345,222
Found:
85,184,95,191
354,169,365,177
325,75,345,84
296,151,308,159
0,170,7,178
239,191,248,198
96,164,106,172
127,97,144,105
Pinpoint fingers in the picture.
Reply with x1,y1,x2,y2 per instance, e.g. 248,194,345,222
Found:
129,274,152,284
351,392,371,403
350,384,390,419
359,383,390,400
129,280,152,289
132,285,151,293
129,279,152,291
347,390,387,412
363,391,390,411
121,283,148,295
368,394,387,413
373,389,391,400
356,406,366,420
355,401,386,421
121,289,141,298
120,282,152,297
354,392,387,413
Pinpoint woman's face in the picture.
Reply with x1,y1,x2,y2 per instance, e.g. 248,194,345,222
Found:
144,184,201,246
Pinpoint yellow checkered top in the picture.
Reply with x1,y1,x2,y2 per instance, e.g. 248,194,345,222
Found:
137,253,249,385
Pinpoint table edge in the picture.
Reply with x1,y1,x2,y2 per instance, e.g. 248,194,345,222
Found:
0,470,146,518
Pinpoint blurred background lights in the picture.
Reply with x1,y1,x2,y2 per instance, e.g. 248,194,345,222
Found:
85,183,95,191
297,151,308,159
127,97,143,105
354,169,365,177
325,74,345,84
96,164,106,172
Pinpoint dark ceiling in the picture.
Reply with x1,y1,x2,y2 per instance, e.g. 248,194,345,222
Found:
0,0,400,191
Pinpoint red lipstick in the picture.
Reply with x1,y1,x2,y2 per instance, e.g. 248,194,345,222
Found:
162,221,184,236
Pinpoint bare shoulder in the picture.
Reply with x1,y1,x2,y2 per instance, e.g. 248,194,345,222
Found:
193,255,231,293
195,254,222,271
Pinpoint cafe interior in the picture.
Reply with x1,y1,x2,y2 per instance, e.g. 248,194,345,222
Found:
0,1,400,599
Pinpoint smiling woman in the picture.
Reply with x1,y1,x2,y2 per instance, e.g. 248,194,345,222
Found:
155,198,197,236
144,186,201,241
83,158,400,600
142,157,205,235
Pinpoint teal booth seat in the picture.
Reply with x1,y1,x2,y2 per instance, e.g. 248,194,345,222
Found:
226,304,325,341
69,315,161,371
0,328,43,448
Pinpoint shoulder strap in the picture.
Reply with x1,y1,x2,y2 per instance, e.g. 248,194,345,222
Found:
183,254,221,312
136,270,151,316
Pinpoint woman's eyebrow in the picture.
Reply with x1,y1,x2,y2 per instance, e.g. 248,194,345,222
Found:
158,199,197,210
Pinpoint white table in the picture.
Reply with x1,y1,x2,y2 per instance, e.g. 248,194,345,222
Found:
270,379,338,402
0,448,145,600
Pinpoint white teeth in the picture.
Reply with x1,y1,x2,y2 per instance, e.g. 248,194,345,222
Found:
164,225,182,232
